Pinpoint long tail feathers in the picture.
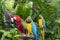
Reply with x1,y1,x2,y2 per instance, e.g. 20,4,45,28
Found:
34,34,38,40
41,29,45,40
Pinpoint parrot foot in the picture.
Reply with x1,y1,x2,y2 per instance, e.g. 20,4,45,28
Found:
26,34,34,38
20,33,26,37
26,34,30,37
30,34,34,38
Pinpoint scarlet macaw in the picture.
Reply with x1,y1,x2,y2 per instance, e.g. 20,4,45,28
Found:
25,16,38,40
38,15,46,40
11,15,27,35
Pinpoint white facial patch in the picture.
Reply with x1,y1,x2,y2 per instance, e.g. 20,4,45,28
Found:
13,17,16,20
11,18,14,22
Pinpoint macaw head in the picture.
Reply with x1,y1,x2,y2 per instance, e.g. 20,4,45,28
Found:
39,15,43,19
26,16,32,23
11,16,16,22
11,15,23,23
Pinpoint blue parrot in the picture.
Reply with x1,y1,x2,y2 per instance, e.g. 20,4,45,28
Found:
25,16,38,40
38,15,46,40
42,18,46,31
31,21,38,40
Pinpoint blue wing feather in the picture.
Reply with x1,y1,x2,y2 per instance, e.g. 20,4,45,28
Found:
21,22,27,30
31,22,38,40
42,19,46,30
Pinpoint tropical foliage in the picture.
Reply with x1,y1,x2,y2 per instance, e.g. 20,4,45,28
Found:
0,0,60,40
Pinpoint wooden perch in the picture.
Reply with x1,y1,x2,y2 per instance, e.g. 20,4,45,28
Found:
14,34,34,39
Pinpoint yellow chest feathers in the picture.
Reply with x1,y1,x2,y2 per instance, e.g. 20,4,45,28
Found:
25,23,32,34
38,19,43,28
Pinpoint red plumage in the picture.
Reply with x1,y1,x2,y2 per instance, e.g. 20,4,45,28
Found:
11,15,26,33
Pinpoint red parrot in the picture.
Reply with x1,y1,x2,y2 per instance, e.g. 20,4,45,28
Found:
11,15,26,34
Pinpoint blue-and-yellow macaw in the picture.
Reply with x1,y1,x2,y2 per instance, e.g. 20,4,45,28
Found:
25,17,33,35
38,15,46,40
25,16,38,40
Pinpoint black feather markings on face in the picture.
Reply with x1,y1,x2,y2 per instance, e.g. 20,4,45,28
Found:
26,18,31,23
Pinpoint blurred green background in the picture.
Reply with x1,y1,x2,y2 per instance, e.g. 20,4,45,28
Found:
0,0,60,40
